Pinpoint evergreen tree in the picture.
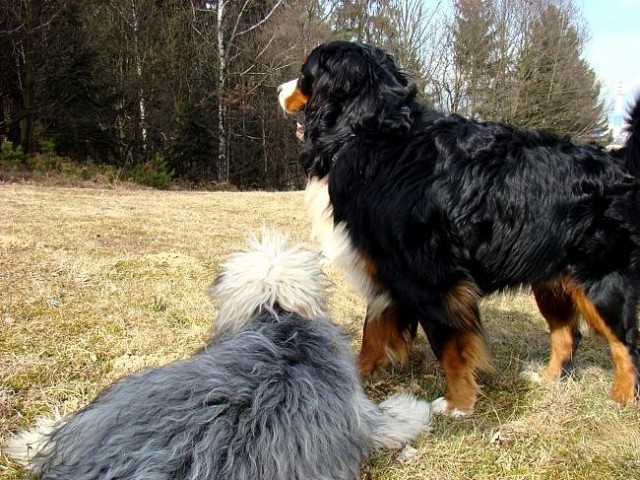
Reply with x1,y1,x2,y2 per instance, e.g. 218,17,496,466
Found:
512,3,606,140
452,0,496,117
37,0,118,162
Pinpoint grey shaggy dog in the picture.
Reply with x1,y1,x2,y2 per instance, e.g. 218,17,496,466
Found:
4,229,432,480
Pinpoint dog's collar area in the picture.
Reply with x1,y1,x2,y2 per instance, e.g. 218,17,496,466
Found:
330,134,356,165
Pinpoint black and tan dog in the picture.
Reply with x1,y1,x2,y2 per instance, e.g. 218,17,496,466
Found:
279,40,640,414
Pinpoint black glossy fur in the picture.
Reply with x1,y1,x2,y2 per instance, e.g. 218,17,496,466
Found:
293,41,640,407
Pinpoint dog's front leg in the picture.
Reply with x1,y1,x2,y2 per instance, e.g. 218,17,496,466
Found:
358,303,412,376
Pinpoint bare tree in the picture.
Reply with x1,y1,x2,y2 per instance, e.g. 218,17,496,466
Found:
384,0,444,94
2,0,49,153
107,0,149,155
193,0,283,183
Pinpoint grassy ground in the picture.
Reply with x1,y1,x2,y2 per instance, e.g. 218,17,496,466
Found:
1,184,639,479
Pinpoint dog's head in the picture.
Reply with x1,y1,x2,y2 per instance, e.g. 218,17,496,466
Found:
210,228,328,337
278,41,417,177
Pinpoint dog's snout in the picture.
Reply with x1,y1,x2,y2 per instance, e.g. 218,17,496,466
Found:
278,79,302,113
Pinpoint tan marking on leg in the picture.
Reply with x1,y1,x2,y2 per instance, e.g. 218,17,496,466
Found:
444,280,482,332
566,281,636,404
441,331,491,412
544,324,576,381
533,281,580,381
609,343,637,403
304,179,402,377
358,304,410,376
348,252,407,376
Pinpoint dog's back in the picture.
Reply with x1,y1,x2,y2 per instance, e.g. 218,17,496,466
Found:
28,311,368,479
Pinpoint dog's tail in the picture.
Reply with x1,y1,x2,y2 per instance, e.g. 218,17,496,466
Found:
366,393,433,450
210,227,328,337
620,95,640,176
2,416,58,470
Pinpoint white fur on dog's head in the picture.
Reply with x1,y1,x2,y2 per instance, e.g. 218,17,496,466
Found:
210,228,328,336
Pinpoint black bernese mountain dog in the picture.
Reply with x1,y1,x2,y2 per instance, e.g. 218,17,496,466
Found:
278,40,640,414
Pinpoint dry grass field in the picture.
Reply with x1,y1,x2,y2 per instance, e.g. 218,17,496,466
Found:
1,184,639,479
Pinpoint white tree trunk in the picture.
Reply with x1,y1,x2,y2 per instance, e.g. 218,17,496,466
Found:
131,0,147,153
213,0,283,183
217,0,227,183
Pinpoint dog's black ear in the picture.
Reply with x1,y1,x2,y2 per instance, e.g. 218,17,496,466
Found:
347,76,416,136
366,46,416,134
315,43,415,136
313,47,372,100
378,85,417,134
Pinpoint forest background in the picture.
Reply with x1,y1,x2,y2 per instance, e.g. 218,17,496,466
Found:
0,0,610,190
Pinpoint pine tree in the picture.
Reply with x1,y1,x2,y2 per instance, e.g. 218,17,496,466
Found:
511,3,606,141
452,0,496,117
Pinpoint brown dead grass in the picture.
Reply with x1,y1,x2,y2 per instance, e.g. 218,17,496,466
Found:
1,184,639,479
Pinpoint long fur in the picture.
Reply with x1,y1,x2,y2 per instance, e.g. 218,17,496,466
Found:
3,228,432,479
279,40,640,411
613,98,640,176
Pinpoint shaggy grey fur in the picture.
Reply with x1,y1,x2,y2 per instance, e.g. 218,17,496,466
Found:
5,230,432,479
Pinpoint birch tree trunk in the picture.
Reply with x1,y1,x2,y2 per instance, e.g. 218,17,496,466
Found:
19,0,38,154
217,0,227,182
131,0,147,154
213,0,283,184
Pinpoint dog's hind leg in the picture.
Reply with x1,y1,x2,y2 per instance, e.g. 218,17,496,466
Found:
422,281,492,414
430,329,492,414
532,280,582,381
358,303,413,376
566,276,638,403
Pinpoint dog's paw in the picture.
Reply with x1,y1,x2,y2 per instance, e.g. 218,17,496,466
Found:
395,444,418,463
520,370,543,384
430,397,469,417
431,397,448,414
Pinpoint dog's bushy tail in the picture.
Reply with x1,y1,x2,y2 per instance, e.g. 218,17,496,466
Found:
2,416,58,470
366,393,433,450
210,228,327,337
621,95,640,176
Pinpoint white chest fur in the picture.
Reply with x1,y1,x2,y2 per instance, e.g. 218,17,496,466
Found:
304,177,391,317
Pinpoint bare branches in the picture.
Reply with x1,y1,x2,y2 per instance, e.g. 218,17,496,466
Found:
234,0,283,38
0,0,608,188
